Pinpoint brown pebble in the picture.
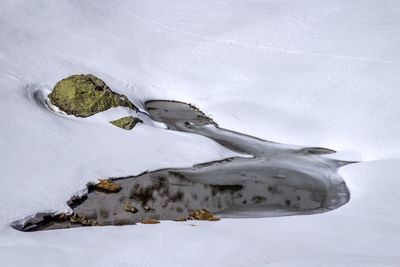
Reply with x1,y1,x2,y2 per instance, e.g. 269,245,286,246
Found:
95,179,121,193
189,209,220,221
123,202,138,214
141,218,160,224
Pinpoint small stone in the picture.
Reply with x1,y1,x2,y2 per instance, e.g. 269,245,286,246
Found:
123,202,138,214
95,179,121,193
110,116,142,130
189,209,220,221
57,213,70,221
69,214,81,224
81,218,97,226
80,219,89,225
141,218,160,224
68,214,96,226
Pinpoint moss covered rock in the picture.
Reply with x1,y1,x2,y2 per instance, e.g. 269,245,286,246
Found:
48,74,137,117
110,116,142,130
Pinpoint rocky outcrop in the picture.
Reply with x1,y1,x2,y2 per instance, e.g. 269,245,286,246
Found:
48,74,137,117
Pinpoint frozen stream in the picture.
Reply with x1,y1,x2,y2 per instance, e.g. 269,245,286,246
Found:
13,100,351,231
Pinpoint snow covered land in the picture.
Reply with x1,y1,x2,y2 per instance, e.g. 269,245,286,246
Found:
1,0,399,266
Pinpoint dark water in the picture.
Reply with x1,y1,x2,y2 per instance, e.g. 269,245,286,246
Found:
12,100,351,231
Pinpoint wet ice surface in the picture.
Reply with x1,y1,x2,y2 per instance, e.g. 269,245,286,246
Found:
13,101,351,231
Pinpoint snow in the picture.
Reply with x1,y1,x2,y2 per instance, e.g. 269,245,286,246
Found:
1,0,399,266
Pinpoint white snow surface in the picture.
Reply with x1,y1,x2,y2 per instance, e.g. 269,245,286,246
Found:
0,0,399,266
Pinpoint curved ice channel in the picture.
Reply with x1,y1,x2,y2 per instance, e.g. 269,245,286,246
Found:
13,100,351,231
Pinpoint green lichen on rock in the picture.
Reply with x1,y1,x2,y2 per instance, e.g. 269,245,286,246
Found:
110,116,142,130
48,74,137,117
